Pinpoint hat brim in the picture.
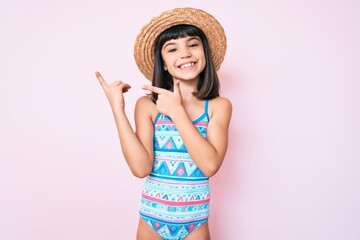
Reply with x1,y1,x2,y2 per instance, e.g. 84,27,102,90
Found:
134,7,227,81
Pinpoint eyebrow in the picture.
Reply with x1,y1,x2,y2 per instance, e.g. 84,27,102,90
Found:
162,36,201,49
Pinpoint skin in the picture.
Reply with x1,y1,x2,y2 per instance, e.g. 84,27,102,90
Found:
161,36,206,82
96,36,232,239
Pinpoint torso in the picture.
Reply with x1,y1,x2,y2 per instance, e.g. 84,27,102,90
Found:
139,98,211,239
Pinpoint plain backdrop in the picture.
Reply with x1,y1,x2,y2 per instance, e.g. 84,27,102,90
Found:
1,0,359,239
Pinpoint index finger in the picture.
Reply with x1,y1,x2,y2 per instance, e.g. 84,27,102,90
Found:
95,71,108,87
142,85,168,94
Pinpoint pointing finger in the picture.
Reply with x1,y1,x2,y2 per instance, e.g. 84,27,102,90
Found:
142,85,167,94
95,71,108,88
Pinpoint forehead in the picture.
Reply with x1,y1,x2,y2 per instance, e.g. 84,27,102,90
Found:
162,36,201,45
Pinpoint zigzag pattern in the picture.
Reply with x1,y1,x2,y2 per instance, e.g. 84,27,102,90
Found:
143,188,210,203
141,215,203,240
153,160,206,178
141,197,209,217
140,100,210,239
152,112,209,178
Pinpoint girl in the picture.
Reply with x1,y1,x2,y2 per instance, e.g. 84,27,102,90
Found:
96,7,232,240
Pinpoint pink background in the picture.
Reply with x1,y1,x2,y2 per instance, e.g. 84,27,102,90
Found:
1,0,360,239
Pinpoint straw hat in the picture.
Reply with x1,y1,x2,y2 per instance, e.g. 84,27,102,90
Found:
134,7,227,80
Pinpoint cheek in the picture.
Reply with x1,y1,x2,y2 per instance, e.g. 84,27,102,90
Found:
162,58,169,70
199,55,206,69
162,56,175,69
161,54,168,70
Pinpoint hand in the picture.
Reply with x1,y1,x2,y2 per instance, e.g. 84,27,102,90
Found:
142,80,183,118
96,71,131,110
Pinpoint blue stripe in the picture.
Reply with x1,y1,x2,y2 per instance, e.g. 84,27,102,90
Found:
140,212,208,225
205,99,209,114
154,148,188,153
149,173,209,181
153,112,162,124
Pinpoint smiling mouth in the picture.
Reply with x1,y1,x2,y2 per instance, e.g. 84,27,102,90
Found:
179,62,196,69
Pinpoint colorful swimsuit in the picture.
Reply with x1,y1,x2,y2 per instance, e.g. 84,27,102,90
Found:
139,100,210,240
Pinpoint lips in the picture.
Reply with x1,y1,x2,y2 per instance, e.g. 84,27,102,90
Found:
178,62,196,69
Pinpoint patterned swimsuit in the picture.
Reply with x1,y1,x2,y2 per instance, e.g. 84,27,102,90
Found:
140,99,210,240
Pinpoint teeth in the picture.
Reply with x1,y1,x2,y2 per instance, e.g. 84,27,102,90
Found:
180,62,194,69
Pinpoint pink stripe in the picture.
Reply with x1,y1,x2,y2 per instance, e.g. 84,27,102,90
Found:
156,120,207,126
140,210,207,223
155,120,174,124
154,157,193,162
142,194,209,206
194,122,208,127
147,176,209,185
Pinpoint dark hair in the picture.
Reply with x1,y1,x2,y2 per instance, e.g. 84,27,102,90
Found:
151,24,220,103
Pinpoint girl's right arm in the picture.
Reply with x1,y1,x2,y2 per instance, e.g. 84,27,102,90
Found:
96,72,153,178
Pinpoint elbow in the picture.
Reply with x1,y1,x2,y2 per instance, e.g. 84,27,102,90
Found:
130,165,152,179
203,164,221,178
132,171,147,178
132,171,149,178
134,174,148,179
202,156,224,177
203,170,218,178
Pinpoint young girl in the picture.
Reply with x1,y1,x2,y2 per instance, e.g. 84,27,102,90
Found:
96,7,232,240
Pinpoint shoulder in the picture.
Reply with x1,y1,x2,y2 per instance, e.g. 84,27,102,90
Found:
136,95,153,106
209,97,232,113
209,96,232,106
208,97,232,121
135,95,158,121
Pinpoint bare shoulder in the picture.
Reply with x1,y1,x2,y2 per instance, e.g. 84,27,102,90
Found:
209,97,232,118
209,96,232,107
136,95,153,106
135,95,157,120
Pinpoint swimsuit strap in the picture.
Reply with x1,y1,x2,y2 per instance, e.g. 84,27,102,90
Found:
204,99,209,115
154,99,209,125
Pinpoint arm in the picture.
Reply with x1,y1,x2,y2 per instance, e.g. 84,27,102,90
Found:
112,96,154,178
96,72,153,178
142,80,232,177
171,98,232,177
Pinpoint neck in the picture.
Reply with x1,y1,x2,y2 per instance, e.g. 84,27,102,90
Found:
178,80,198,101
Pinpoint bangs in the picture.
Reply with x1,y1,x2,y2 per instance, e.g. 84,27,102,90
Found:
156,24,204,48
151,23,219,102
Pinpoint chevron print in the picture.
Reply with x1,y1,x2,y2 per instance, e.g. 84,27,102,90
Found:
164,161,181,176
140,100,211,239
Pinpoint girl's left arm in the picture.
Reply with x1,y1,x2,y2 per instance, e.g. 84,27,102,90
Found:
142,81,232,177
172,97,232,177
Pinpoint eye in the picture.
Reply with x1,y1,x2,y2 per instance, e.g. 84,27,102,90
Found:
168,48,177,53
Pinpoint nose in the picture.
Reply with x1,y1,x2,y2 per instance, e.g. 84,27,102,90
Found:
180,48,191,59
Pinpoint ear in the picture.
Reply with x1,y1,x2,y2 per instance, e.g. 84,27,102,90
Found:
163,64,168,71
